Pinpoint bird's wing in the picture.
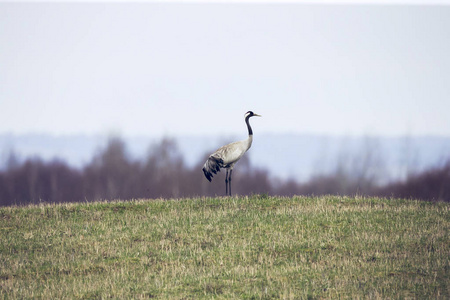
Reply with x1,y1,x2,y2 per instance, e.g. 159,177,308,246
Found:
215,140,248,165
202,155,223,182
202,139,250,182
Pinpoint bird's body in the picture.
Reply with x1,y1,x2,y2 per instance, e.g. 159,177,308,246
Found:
202,111,261,195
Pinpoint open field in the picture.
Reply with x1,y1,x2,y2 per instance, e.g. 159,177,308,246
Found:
0,196,448,299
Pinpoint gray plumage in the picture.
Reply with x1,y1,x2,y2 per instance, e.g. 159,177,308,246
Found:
202,111,261,195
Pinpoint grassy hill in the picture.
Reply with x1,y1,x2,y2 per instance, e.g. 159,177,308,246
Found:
1,196,448,299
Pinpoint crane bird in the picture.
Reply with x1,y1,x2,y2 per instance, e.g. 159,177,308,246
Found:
202,111,261,196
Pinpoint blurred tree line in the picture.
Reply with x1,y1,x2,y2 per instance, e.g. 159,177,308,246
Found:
0,137,449,206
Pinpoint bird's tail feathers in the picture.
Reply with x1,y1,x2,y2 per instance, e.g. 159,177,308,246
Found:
202,156,222,182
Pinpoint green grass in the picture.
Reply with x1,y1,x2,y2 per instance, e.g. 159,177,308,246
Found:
0,196,448,299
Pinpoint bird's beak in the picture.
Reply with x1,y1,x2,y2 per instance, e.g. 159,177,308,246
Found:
254,113,262,117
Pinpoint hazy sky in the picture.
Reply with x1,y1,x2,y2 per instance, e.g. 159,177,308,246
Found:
1,1,450,138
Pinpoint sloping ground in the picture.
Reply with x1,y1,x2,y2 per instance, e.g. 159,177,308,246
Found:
1,196,448,299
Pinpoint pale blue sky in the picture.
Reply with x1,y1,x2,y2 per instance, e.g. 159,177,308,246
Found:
1,1,450,138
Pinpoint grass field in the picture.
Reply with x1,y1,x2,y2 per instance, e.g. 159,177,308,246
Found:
0,196,448,299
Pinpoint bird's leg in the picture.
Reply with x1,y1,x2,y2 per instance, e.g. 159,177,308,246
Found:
228,169,233,196
225,169,229,196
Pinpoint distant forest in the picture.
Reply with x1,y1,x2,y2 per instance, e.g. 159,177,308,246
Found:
0,137,449,206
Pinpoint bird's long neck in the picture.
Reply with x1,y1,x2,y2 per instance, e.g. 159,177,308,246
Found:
245,115,254,150
245,115,253,136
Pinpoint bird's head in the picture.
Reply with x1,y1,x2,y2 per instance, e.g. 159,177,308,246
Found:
245,111,262,118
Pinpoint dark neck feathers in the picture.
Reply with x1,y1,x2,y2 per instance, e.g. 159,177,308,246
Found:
245,115,253,136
